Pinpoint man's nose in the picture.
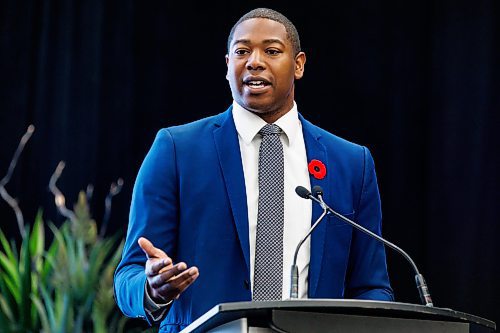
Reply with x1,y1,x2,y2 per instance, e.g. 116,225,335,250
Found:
246,50,265,71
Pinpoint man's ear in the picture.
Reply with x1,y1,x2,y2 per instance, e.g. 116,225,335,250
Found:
225,54,229,80
294,52,306,80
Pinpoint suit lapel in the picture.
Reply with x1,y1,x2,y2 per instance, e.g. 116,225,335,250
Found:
300,115,329,298
213,107,250,275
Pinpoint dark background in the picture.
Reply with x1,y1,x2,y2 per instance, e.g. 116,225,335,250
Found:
1,0,499,328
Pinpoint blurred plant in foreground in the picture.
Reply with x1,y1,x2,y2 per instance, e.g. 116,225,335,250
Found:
0,212,44,332
0,125,154,332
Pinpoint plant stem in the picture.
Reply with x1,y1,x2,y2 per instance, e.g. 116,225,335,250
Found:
0,125,35,238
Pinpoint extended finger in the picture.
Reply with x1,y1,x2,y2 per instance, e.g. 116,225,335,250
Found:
149,262,188,289
138,237,167,259
168,267,199,291
156,267,199,298
146,257,172,277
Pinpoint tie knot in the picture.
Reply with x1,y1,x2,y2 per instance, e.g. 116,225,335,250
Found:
259,124,282,137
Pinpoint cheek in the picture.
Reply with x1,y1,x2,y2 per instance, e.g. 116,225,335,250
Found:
276,68,297,91
226,66,235,81
226,68,242,93
227,65,241,81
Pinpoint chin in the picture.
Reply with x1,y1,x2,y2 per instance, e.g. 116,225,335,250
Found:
240,98,275,113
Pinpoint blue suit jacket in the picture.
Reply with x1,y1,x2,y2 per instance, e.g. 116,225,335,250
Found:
114,106,393,332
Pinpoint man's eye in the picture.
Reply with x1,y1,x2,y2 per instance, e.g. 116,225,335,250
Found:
235,49,249,55
266,49,281,55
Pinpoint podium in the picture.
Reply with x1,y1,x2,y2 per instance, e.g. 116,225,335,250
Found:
180,300,496,333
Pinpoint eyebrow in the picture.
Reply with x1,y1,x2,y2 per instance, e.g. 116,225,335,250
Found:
233,38,286,47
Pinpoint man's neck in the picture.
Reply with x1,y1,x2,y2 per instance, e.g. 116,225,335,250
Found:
241,100,295,124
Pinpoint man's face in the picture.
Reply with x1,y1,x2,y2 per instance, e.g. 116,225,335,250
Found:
226,18,306,122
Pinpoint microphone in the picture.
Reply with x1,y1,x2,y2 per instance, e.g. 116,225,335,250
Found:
312,185,323,197
303,185,433,307
295,185,327,209
295,185,312,199
290,186,329,299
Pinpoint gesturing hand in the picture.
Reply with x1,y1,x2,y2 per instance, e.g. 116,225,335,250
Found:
138,237,199,304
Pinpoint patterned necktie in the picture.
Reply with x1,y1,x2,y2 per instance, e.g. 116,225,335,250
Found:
253,123,284,301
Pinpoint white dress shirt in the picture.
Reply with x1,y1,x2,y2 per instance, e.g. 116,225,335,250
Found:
232,101,312,299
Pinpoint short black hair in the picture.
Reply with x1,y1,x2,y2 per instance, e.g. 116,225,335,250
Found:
227,8,302,56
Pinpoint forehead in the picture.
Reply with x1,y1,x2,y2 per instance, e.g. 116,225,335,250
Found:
231,18,289,47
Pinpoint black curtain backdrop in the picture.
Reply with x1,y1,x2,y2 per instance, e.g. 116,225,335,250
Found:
1,0,499,327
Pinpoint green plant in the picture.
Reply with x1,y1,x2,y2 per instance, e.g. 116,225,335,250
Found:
0,197,130,333
34,192,128,333
0,125,41,332
0,126,154,333
0,211,44,333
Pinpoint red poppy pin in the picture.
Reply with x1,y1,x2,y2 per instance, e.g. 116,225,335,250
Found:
308,159,327,180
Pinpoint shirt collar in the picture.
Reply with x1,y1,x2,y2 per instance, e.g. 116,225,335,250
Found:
232,101,301,147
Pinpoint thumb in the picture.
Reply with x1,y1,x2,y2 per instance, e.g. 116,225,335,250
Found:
138,237,167,259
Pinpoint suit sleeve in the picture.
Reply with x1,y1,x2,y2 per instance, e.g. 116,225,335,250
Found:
344,147,394,301
113,129,179,323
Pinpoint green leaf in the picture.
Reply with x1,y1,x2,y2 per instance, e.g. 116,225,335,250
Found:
0,274,15,314
32,294,50,333
41,236,58,284
39,283,56,331
48,222,69,291
1,265,20,304
30,210,45,268
0,252,19,287
0,293,14,323
0,229,15,263
19,228,32,330
88,238,115,281
31,290,40,333
55,289,72,333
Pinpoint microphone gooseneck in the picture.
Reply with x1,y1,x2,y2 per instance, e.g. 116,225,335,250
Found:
295,185,434,307
290,186,328,299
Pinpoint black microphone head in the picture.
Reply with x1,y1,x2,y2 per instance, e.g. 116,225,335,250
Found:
295,186,312,199
312,185,324,197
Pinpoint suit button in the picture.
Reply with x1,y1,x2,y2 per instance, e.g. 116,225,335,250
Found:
244,280,250,290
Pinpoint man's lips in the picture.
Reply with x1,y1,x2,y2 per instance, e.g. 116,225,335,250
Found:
243,77,271,92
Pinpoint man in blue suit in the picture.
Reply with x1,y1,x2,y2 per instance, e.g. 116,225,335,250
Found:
114,8,393,333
